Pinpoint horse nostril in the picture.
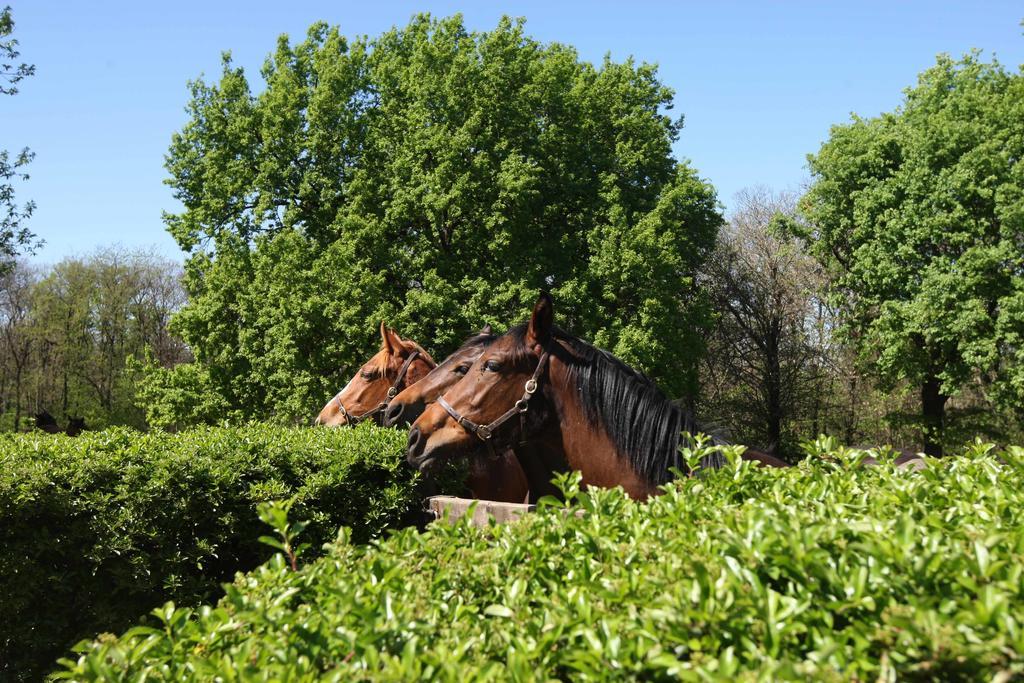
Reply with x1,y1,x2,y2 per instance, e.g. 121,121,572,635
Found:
402,399,426,425
384,402,404,427
406,427,423,463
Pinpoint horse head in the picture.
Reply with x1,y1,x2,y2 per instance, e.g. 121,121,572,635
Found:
34,410,61,434
315,322,435,427
407,293,557,476
65,417,87,437
383,325,495,428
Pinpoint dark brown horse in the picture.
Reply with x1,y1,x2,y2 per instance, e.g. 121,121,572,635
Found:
408,293,787,501
383,326,493,429
64,417,87,437
384,326,530,504
315,322,436,427
34,410,61,434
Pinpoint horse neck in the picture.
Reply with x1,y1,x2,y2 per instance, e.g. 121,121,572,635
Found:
403,353,436,386
543,357,659,500
511,439,569,503
466,450,530,504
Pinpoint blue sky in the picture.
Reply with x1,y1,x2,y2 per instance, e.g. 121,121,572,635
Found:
4,1,1022,264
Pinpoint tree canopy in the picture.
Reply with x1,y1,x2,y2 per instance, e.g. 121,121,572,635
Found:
159,14,721,423
803,52,1024,454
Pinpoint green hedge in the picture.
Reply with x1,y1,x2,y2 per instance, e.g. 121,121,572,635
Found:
0,424,433,682
56,442,1024,681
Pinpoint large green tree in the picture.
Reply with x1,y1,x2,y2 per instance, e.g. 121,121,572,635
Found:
803,52,1024,455
160,15,721,424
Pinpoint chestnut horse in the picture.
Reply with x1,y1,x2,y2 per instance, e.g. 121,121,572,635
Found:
315,322,436,427
384,326,530,504
408,293,787,501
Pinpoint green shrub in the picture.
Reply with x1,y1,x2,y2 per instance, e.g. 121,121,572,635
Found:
56,443,1024,681
0,423,434,682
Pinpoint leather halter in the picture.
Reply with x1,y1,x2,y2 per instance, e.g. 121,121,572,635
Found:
437,347,550,459
334,350,421,426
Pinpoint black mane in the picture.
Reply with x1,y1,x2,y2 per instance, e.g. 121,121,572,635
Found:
510,324,725,484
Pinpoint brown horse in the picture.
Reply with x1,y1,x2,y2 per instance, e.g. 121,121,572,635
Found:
384,327,530,504
34,410,62,434
315,322,436,427
384,325,491,429
64,417,88,437
408,293,787,501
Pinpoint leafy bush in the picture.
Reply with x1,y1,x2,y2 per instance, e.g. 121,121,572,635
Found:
130,353,236,430
57,442,1024,681
0,424,432,682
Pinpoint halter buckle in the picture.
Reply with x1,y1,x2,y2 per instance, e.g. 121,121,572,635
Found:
476,425,493,440
525,378,538,394
387,386,398,399
515,398,529,413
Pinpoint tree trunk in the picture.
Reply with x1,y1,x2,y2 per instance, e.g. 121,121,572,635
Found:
921,374,947,457
13,365,22,432
765,323,782,453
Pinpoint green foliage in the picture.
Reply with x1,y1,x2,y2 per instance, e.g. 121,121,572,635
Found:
803,53,1024,451
161,14,721,426
0,4,38,272
60,447,1024,681
256,496,310,571
132,352,235,430
0,5,34,96
0,423,431,682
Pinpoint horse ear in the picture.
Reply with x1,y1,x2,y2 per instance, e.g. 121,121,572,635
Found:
479,323,493,335
386,326,407,355
380,321,395,354
526,292,553,348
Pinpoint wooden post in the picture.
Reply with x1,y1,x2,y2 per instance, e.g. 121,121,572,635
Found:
427,496,536,526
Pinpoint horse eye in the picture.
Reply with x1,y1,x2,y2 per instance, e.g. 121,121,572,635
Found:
483,360,502,372
453,364,470,375
360,370,377,380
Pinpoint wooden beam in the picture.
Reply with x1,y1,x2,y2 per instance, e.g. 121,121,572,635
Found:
427,496,536,526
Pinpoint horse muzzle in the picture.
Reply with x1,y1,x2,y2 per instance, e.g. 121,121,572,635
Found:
408,425,452,472
406,426,428,469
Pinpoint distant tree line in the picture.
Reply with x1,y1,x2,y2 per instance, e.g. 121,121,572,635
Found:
701,52,1024,457
148,19,1024,457
0,249,188,430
